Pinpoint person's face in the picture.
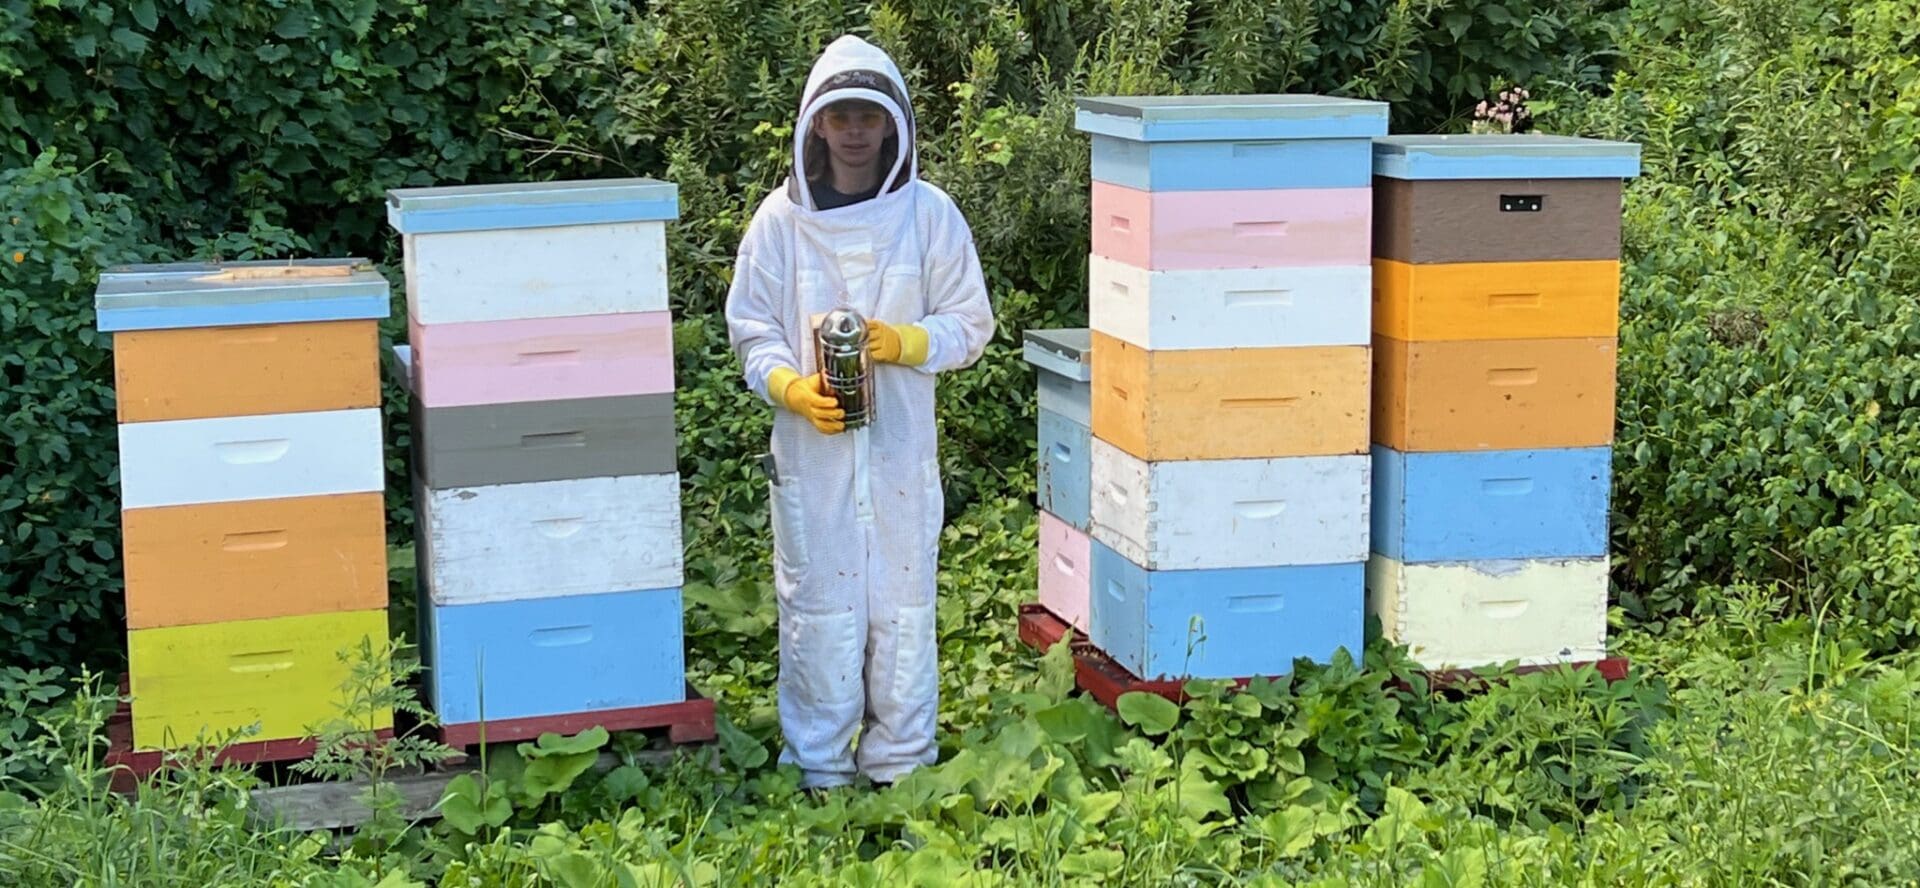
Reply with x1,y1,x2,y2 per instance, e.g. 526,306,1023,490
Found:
814,100,894,170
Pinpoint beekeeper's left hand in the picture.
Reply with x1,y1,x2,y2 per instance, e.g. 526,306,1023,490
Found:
866,319,928,366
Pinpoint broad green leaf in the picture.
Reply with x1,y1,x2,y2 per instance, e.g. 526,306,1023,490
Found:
1059,848,1125,876
1175,768,1231,821
522,725,610,758
438,774,509,834
1071,790,1123,826
1258,805,1321,859
597,765,649,804
129,0,157,29
542,851,604,888
1116,691,1180,735
715,714,768,769
521,749,599,800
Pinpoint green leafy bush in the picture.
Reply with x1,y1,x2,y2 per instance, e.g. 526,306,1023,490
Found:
0,151,149,669
1549,0,1920,646
3,0,1607,671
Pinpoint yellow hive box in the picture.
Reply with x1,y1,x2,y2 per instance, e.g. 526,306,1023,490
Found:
1372,258,1620,342
127,609,391,750
1090,331,1370,461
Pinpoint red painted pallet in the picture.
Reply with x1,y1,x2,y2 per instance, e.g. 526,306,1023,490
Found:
1016,602,1631,709
103,679,394,792
436,682,717,749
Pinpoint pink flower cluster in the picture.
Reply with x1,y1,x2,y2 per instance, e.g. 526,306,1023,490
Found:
1473,87,1533,133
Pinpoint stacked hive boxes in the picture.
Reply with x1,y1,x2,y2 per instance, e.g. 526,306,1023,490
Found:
1025,329,1094,632
385,180,687,740
1366,134,1641,669
1067,95,1389,680
96,260,392,751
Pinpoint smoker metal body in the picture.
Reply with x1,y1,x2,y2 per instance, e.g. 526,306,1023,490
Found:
814,308,874,429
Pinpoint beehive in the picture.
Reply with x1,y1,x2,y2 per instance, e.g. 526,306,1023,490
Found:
385,180,692,730
1053,94,1387,679
97,260,392,749
1367,133,1639,670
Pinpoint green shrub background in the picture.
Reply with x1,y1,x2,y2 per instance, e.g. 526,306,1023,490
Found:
3,0,1918,673
1,0,1630,670
5,1,1920,883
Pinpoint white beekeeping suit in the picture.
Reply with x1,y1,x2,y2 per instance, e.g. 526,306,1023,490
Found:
724,34,995,788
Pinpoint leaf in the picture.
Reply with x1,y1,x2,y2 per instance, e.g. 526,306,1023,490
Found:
438,773,510,833
521,749,599,801
1059,848,1125,876
715,714,768,770
1116,691,1180,736
1258,805,1321,859
1175,768,1231,821
522,726,609,758
129,0,158,30
597,765,649,804
543,851,604,888
1071,790,1123,826
108,27,149,54
1035,699,1099,743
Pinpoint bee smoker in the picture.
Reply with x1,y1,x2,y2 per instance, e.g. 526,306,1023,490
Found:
813,307,874,429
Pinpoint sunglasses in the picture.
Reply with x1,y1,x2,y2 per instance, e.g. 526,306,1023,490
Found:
819,107,888,131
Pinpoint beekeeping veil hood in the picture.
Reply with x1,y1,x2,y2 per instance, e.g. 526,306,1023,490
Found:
787,35,918,212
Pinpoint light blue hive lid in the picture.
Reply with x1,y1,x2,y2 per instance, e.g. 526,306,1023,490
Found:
1074,94,1389,143
93,258,391,333
386,178,681,235
1023,328,1092,383
1372,134,1642,181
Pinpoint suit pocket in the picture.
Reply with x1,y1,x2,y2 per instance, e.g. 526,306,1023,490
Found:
769,476,810,574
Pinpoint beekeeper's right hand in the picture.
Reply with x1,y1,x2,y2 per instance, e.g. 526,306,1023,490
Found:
767,367,846,435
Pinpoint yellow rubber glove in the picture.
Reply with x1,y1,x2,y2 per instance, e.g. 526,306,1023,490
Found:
867,319,929,366
767,366,845,435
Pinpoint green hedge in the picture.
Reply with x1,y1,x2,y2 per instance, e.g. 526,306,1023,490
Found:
1,0,1620,670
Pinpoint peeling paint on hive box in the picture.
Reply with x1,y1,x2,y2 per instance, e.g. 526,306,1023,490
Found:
1090,438,1370,571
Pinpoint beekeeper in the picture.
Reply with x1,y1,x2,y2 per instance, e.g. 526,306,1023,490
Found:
724,35,995,790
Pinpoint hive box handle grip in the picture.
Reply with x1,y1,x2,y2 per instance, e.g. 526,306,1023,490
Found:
214,439,291,464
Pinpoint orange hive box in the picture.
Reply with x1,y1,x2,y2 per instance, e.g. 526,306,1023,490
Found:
112,319,380,423
121,492,387,629
1090,331,1369,461
1372,334,1617,452
1371,258,1620,342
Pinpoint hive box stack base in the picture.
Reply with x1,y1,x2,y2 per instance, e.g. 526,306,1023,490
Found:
387,180,711,749
1366,134,1641,673
95,260,394,780
1024,330,1096,635
1062,94,1388,682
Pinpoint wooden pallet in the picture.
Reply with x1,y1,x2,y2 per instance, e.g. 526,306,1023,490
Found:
436,682,717,749
1016,602,1631,709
